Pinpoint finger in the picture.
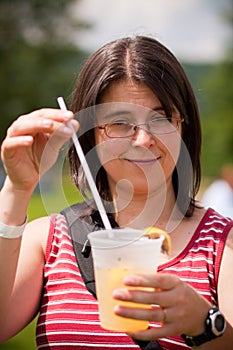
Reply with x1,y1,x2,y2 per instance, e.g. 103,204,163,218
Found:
113,287,174,308
2,136,34,151
39,120,79,161
7,109,74,137
22,108,74,122
7,118,54,137
123,273,180,290
114,304,165,323
44,124,74,152
128,323,175,342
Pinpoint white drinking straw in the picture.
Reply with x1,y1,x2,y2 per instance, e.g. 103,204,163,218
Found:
57,97,112,230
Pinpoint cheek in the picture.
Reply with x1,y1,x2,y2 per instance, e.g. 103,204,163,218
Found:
95,131,130,165
157,133,182,166
95,140,126,187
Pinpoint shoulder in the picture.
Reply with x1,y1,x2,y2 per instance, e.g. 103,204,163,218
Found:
217,226,233,323
23,216,51,255
188,208,232,256
215,210,233,273
225,225,233,251
199,207,232,228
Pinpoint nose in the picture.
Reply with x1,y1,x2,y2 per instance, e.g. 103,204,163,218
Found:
131,127,156,148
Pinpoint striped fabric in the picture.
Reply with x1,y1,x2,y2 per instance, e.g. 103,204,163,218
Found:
36,208,233,349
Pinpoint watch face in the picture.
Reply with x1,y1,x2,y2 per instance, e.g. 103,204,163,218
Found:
182,307,226,347
215,314,225,332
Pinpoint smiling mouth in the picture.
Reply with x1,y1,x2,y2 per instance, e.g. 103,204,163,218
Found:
126,157,161,166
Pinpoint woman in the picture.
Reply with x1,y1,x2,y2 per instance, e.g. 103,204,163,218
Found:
0,36,232,349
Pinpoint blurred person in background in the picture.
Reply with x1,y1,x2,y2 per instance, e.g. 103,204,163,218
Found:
201,164,233,218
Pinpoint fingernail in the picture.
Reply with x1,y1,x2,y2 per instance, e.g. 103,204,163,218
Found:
62,126,73,135
42,119,53,127
112,289,128,299
123,275,138,285
63,111,73,119
23,136,33,144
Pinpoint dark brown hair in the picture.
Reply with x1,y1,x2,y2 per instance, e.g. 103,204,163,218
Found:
68,35,202,216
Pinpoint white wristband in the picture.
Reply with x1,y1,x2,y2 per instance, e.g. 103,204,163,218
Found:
0,217,27,239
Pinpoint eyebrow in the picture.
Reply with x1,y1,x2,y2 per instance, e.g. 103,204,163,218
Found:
99,106,165,121
149,106,165,115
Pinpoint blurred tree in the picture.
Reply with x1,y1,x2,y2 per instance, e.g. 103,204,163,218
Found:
201,3,233,177
201,59,233,176
0,0,90,142
0,1,90,347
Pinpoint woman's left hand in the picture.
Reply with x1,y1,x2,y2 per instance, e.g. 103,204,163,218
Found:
112,272,212,341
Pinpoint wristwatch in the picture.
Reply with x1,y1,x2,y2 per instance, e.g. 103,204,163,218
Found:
181,306,226,347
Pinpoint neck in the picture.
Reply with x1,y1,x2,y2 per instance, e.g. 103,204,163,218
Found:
110,179,183,233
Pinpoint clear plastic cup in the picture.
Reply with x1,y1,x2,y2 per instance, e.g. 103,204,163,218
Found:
88,228,163,332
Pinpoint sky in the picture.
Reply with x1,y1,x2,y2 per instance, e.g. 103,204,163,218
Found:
74,0,232,62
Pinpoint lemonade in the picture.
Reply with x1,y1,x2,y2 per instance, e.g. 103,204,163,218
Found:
88,228,163,332
95,266,152,332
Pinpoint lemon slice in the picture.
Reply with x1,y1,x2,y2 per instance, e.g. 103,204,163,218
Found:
142,227,172,254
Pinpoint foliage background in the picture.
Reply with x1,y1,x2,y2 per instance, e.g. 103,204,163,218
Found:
0,0,232,348
0,0,232,178
0,0,89,142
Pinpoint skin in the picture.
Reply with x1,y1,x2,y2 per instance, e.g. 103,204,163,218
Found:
95,81,183,228
0,82,233,349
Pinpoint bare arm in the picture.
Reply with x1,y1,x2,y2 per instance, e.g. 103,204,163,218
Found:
0,217,49,342
0,108,78,342
217,226,233,332
218,227,233,322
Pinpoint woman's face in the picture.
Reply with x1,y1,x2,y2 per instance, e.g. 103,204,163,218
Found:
94,80,183,198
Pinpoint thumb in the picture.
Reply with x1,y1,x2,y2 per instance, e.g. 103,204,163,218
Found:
39,120,79,175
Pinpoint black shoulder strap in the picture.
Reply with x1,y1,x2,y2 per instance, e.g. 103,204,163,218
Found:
61,202,99,296
61,202,163,350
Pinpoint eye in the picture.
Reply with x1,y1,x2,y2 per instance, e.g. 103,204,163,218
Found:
150,113,167,122
112,119,130,126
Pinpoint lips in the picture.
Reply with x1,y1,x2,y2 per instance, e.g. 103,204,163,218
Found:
126,156,161,166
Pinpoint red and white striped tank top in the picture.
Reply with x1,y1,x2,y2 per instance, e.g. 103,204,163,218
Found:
36,208,233,350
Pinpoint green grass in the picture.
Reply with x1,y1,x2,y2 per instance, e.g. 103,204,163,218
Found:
0,178,83,349
0,320,37,350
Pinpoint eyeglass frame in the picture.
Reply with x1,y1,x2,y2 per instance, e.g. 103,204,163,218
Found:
98,116,184,139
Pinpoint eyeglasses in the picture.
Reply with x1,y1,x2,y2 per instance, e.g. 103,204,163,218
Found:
98,116,184,138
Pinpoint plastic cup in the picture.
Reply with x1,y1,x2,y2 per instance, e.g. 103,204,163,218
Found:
88,228,163,332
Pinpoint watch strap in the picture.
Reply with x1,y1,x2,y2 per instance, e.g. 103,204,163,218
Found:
181,306,226,347
181,331,215,347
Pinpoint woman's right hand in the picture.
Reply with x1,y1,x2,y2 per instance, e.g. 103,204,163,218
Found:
1,108,79,193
